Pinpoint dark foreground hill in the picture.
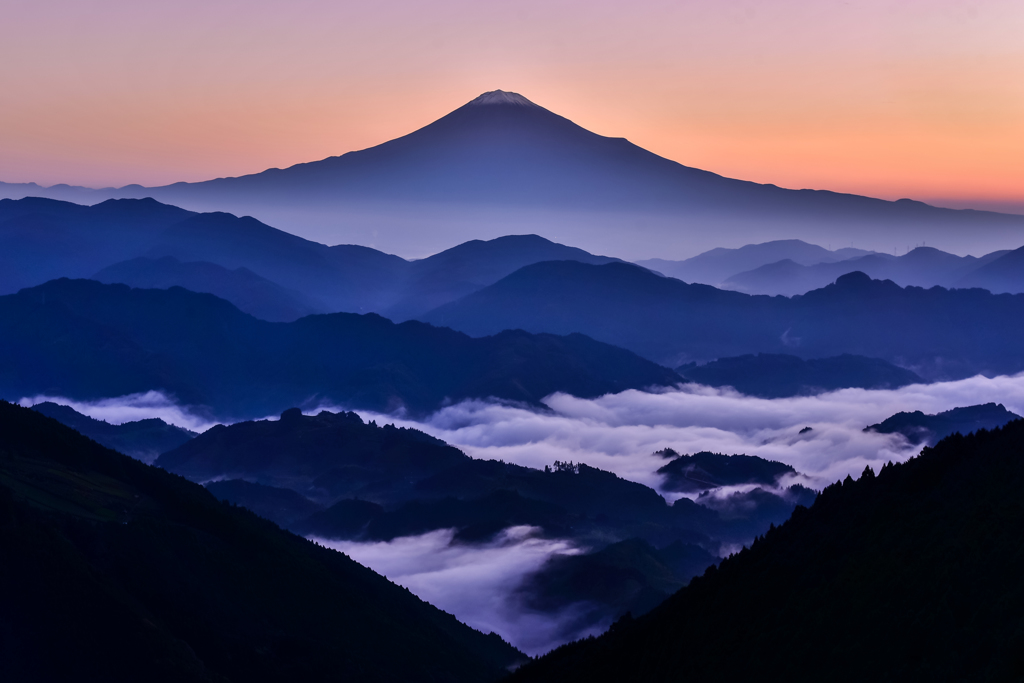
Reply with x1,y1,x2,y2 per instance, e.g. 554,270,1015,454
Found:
508,421,1024,682
0,401,523,682
424,262,1024,378
0,279,680,418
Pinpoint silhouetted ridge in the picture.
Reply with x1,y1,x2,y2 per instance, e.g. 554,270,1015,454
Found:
866,403,1021,446
29,401,195,463
0,278,680,418
509,420,1024,682
0,400,523,681
676,353,923,398
423,261,1024,379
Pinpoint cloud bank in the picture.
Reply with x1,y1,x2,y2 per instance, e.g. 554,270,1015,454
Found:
18,391,221,433
357,374,1024,496
313,526,596,656
20,374,1024,655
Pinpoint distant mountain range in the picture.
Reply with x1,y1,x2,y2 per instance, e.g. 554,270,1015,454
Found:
677,354,924,398
0,278,679,418
638,239,1024,296
636,239,878,287
0,196,620,319
422,263,1024,378
509,418,1024,682
3,91,1023,259
866,403,1021,446
0,400,523,682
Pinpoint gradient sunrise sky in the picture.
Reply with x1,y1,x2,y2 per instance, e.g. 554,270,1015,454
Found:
3,0,1022,212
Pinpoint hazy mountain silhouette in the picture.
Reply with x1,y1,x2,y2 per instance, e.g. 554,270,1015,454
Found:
957,244,1024,294
29,400,195,463
636,240,876,286
866,403,1021,446
4,91,1024,258
380,234,622,321
655,450,798,494
159,408,469,506
0,279,680,419
0,400,523,682
509,420,1024,682
94,256,324,322
423,263,1024,378
0,197,194,294
724,246,1012,296
0,197,625,318
676,353,924,397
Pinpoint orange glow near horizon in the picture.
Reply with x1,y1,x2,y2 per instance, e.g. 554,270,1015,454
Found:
2,0,1022,211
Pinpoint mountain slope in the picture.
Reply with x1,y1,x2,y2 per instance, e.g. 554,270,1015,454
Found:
0,400,523,682
0,197,627,316
676,353,924,397
0,278,681,418
866,403,1021,446
29,401,195,463
957,244,1024,294
4,91,1023,258
509,420,1024,682
0,197,194,293
94,256,323,322
636,240,877,286
382,234,621,321
422,263,1024,378
724,246,1010,296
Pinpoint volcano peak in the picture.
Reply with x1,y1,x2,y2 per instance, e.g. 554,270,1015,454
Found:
466,90,540,108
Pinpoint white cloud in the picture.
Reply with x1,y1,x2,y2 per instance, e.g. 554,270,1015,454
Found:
18,390,221,433
312,526,596,656
23,374,1024,656
356,374,1024,495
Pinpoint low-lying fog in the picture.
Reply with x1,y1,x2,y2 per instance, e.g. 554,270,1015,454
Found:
20,373,1024,655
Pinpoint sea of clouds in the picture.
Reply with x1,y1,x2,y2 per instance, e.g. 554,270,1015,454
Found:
20,374,1024,655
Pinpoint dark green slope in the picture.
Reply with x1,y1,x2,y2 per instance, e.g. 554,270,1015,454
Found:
509,421,1024,682
0,401,522,682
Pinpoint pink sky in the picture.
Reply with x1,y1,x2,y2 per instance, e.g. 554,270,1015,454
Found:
2,0,1022,211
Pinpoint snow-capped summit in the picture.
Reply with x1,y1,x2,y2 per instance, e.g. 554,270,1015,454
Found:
467,90,540,108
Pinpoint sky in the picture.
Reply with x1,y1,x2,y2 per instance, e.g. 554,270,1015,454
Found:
2,0,1022,213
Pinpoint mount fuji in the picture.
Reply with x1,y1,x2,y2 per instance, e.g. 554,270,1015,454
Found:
3,90,1022,259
